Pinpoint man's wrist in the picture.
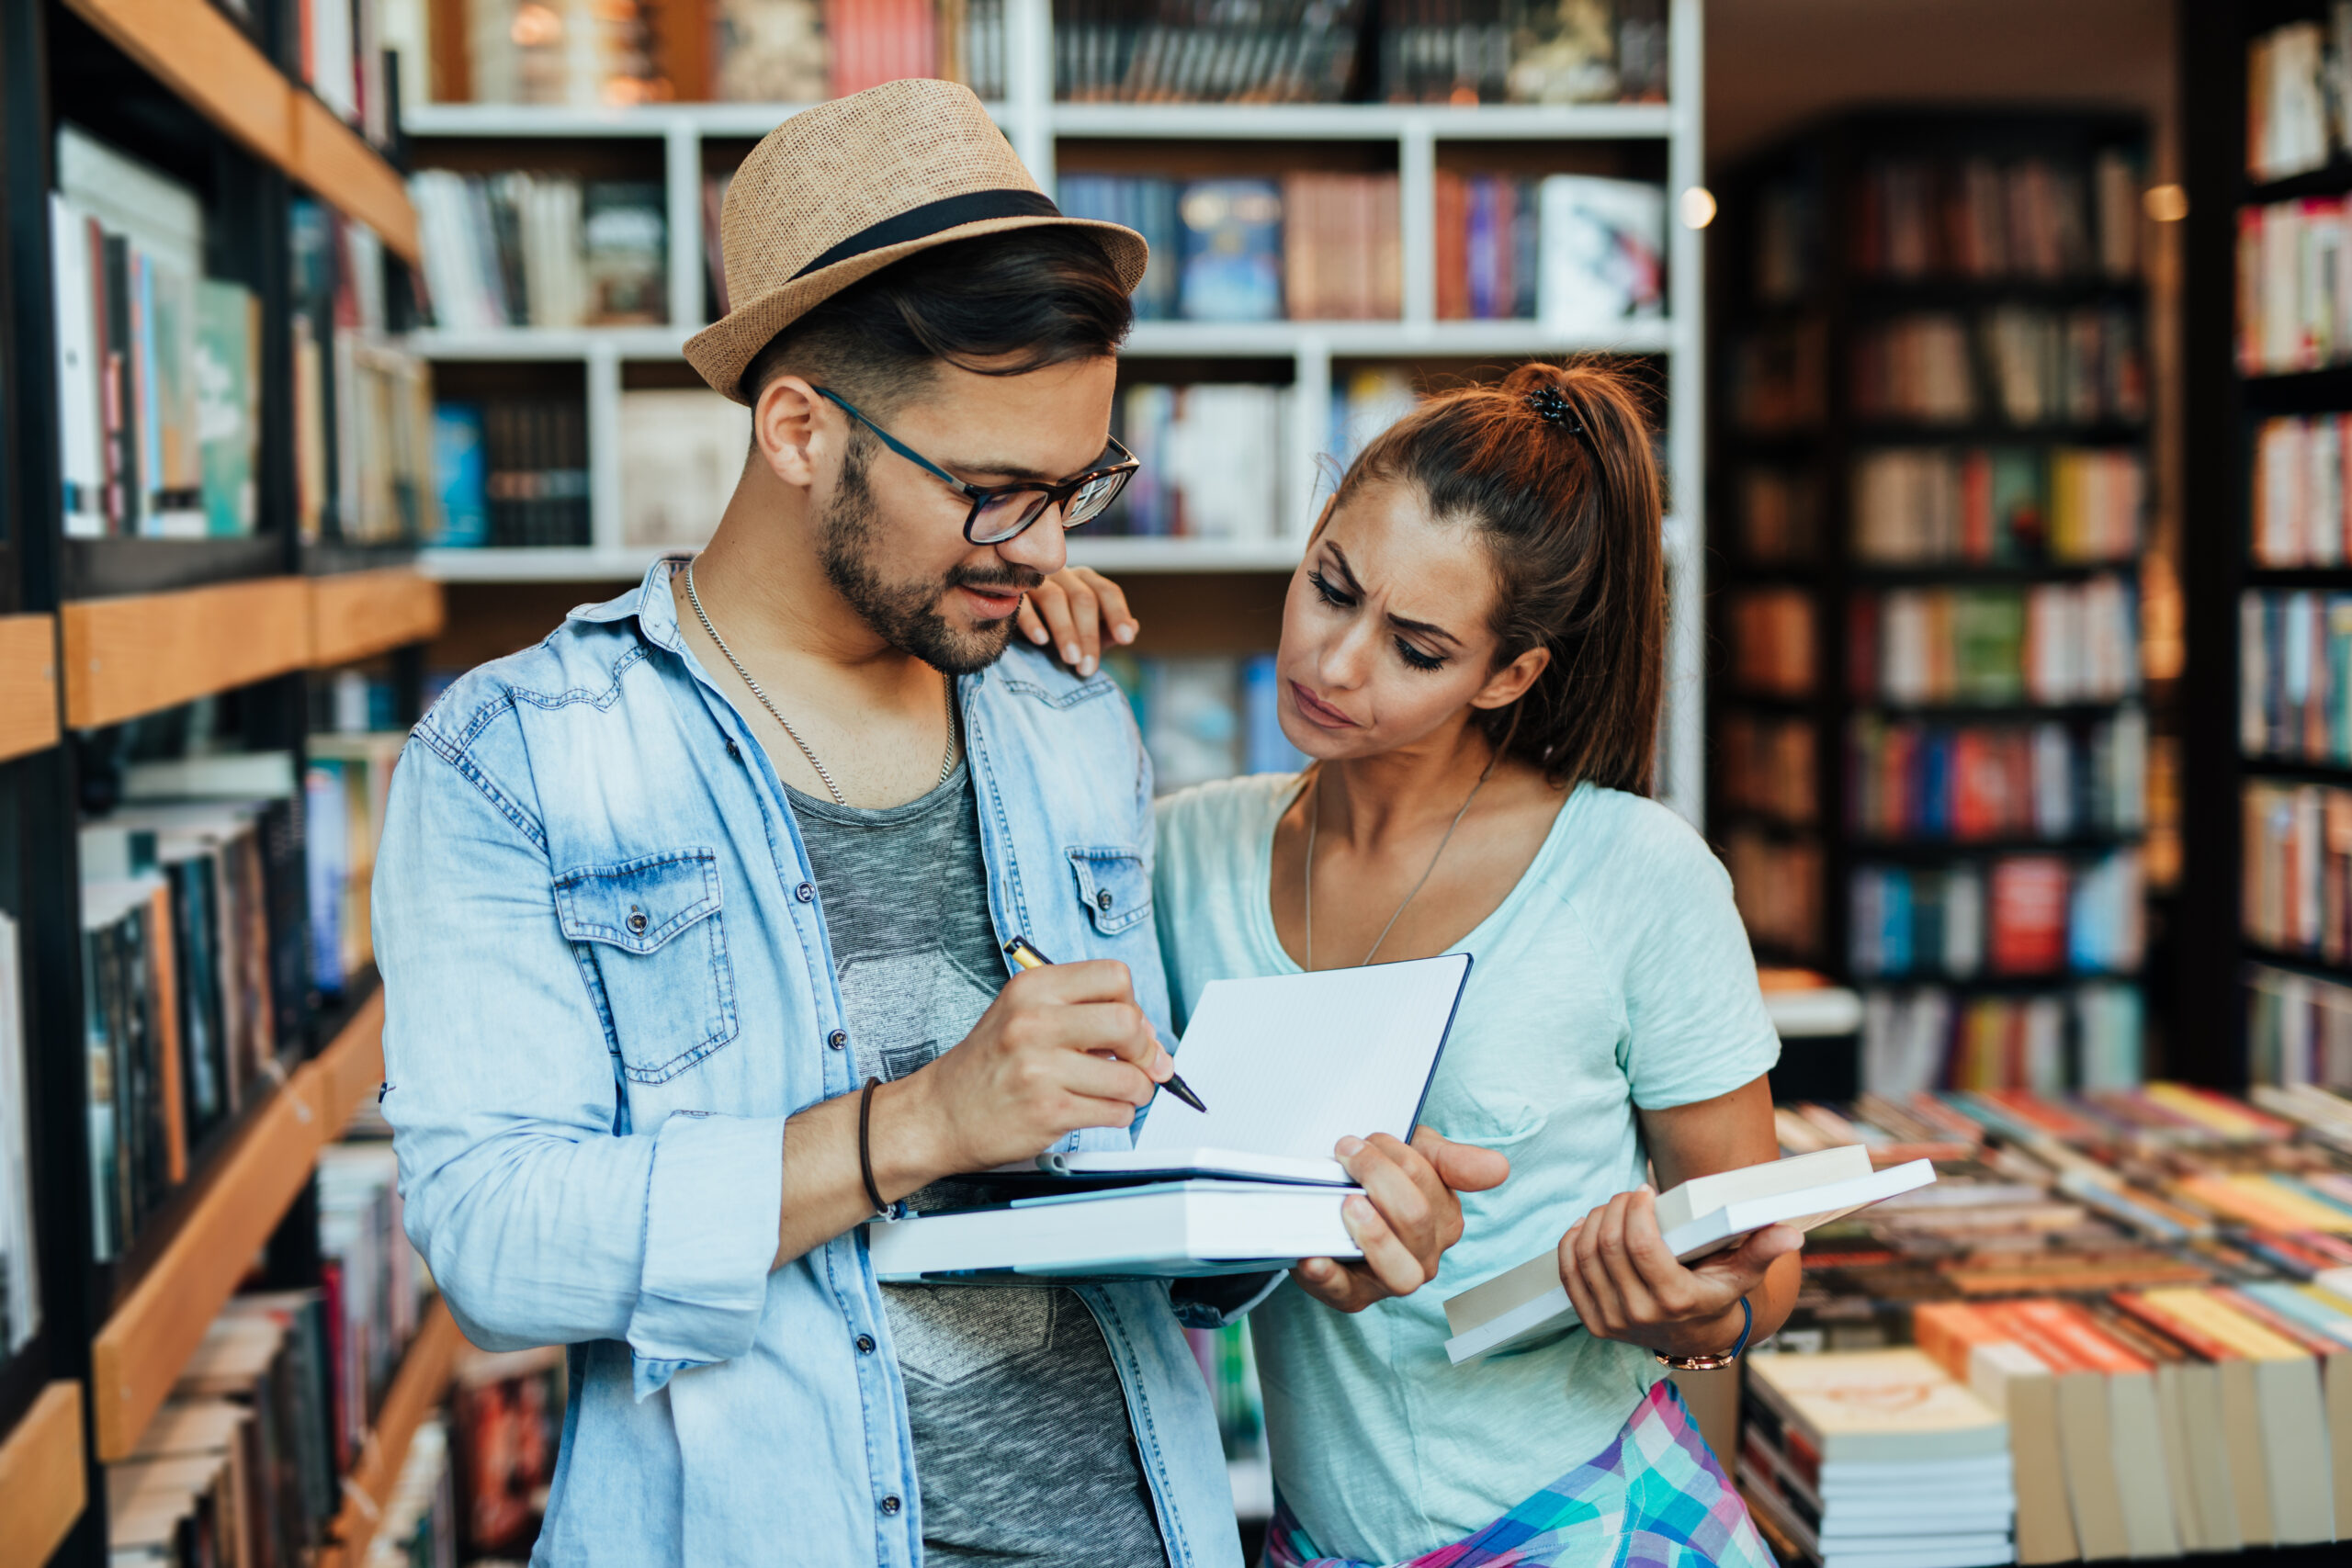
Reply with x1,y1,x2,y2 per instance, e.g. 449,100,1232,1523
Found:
866,1073,952,1201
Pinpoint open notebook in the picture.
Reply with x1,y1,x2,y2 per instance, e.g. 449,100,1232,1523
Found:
1037,953,1475,1186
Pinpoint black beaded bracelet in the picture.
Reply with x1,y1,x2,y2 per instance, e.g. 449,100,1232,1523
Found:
858,1077,888,1217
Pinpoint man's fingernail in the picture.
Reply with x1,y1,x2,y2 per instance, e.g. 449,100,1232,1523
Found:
1114,623,1136,644
1336,1135,1365,1157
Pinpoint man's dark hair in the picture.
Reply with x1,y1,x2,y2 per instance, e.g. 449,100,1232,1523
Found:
742,228,1134,412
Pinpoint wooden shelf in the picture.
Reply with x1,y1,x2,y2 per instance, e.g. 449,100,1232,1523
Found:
0,1382,87,1566
56,0,419,261
311,570,447,668
318,1300,464,1568
0,615,59,763
91,990,384,1461
62,571,447,727
62,578,312,729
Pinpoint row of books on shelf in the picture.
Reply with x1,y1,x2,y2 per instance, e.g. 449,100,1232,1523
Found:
1053,0,1364,104
2239,588,2352,768
2246,7,2352,183
411,171,668,332
1845,150,2144,288
1716,713,1817,826
708,0,1010,105
2243,777,2352,968
2237,193,2352,376
1380,0,1667,106
1855,984,2144,1094
50,128,263,540
1849,446,2143,568
1729,578,2142,706
2248,960,2352,1094
1845,709,2146,845
1105,654,1309,792
430,398,594,548
1846,307,2148,431
2254,412,2352,568
307,734,402,1000
78,761,316,1262
294,0,400,147
1849,850,2145,982
1722,827,1823,961
1729,467,1822,563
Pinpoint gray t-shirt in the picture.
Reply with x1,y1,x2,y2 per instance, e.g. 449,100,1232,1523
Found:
789,762,1166,1568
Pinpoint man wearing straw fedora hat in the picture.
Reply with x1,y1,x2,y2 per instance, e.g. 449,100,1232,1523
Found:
374,79,1476,1567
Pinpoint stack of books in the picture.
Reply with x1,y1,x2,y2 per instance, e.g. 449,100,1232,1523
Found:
1849,447,2144,566
1843,709,2147,844
1739,1348,2016,1568
1847,577,2142,707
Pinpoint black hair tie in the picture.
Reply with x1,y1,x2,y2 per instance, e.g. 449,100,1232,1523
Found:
1526,384,1605,470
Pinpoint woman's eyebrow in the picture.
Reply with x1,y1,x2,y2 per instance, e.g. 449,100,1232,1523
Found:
1326,543,1461,646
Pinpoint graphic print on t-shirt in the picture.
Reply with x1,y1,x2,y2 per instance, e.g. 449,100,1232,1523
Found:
788,765,1167,1568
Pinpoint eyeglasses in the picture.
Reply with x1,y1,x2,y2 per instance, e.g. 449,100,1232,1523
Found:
815,388,1139,546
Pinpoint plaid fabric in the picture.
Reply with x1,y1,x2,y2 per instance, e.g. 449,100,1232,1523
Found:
1262,1380,1776,1568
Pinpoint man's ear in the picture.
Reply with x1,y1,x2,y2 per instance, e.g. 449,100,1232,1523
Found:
1470,646,1550,711
752,374,825,488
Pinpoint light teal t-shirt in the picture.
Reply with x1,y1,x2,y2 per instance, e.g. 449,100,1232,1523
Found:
1153,774,1781,1564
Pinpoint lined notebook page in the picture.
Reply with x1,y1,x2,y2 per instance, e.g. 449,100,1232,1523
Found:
1137,953,1473,1161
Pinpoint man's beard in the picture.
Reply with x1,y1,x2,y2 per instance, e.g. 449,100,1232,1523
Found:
817,438,1043,676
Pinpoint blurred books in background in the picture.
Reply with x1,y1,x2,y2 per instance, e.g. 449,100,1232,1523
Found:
2240,589,2352,765
1851,447,2143,566
429,399,592,548
1849,850,2145,982
1859,982,2145,1091
1845,579,2141,708
1379,0,1667,105
1110,384,1288,540
1108,655,1309,793
618,389,753,550
1849,308,2146,429
2243,778,2352,966
2255,413,2352,565
1055,0,1365,103
2246,7,2352,182
1845,710,2146,844
412,172,667,331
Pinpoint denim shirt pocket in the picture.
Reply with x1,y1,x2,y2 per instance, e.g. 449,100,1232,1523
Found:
1066,846,1152,936
554,848,740,1083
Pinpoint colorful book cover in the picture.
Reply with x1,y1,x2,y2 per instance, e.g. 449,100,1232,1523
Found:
432,403,490,547
1177,179,1283,323
194,280,259,537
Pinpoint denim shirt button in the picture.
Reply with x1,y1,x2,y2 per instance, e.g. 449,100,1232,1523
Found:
828,1030,847,1050
796,882,815,902
880,1495,902,1517
725,739,741,761
855,1333,876,1354
1096,888,1114,909
627,908,649,934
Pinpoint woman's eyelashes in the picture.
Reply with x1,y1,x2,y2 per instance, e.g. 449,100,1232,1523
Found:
1307,568,1449,671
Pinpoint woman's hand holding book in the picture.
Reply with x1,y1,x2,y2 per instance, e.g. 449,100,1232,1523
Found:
1294,1129,1510,1314
1557,1188,1801,1359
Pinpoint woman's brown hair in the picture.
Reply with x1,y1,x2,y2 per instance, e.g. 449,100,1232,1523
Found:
1330,359,1665,794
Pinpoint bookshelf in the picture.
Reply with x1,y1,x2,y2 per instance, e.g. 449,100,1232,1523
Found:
2179,1,2352,1090
1710,109,2156,1094
316,1297,462,1568
397,0,1713,820
0,3,458,1562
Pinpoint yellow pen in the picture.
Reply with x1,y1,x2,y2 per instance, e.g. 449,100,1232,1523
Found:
1003,934,1208,1114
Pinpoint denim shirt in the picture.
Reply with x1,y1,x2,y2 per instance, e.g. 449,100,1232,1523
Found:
373,559,1241,1568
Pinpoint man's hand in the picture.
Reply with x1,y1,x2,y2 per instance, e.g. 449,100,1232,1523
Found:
885,960,1173,1181
1558,1187,1801,1357
1292,1129,1510,1314
1017,567,1136,678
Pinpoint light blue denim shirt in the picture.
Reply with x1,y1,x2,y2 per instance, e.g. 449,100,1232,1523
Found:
373,558,1240,1568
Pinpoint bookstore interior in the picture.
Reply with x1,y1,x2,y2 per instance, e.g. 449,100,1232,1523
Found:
33,0,2352,1565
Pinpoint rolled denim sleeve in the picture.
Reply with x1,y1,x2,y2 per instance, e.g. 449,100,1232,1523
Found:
374,721,784,1393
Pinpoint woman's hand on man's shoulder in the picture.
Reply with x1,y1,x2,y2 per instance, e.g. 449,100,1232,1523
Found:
1018,567,1137,678
1291,1129,1510,1314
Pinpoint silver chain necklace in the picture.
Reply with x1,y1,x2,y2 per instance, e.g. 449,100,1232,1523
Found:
684,556,956,807
1303,755,1498,970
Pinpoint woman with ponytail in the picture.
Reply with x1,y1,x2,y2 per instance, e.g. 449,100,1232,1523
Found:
1024,361,1793,1568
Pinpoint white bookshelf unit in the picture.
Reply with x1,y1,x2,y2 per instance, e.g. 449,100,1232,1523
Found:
402,0,1709,820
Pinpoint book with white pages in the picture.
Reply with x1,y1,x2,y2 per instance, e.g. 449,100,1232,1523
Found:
1036,953,1475,1187
866,1179,1363,1282
1441,1145,1937,1365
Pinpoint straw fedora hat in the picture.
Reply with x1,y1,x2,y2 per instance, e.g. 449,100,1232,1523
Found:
684,79,1149,404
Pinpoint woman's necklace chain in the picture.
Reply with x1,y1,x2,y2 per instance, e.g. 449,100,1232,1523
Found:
1304,755,1498,970
684,556,956,808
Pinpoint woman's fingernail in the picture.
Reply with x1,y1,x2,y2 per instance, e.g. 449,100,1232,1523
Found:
1080,655,1097,676
1063,644,1080,664
1027,623,1047,642
1114,623,1136,644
